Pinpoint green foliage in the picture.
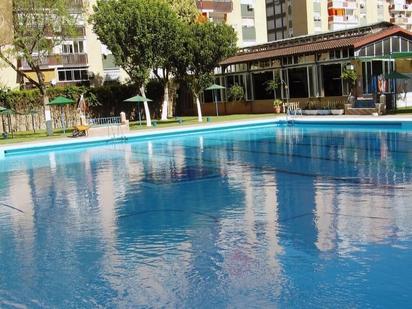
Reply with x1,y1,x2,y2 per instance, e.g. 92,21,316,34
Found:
265,73,281,92
92,0,184,88
165,0,199,24
181,21,237,96
341,69,358,85
273,99,282,107
228,84,245,102
0,83,169,120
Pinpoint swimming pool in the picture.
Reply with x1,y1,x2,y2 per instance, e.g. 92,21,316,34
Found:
1,123,412,308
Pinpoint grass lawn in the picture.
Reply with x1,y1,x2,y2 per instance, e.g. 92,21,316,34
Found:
1,114,277,145
129,114,276,130
0,129,73,145
389,107,412,115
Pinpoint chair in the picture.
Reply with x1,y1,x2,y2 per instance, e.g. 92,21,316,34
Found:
286,102,302,116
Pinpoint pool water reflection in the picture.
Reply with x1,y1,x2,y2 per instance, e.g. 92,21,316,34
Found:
1,124,412,308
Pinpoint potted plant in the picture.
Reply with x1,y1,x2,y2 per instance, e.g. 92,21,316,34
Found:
331,101,345,115
303,101,318,115
341,66,358,103
273,99,282,113
228,83,245,103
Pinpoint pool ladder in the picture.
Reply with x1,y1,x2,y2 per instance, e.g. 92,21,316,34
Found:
285,112,295,126
107,124,127,142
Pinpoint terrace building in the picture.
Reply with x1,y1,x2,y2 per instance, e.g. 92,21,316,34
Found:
202,22,412,113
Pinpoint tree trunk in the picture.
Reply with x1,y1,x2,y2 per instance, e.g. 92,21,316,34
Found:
42,92,53,136
167,81,174,118
195,93,203,123
161,82,169,121
140,85,152,127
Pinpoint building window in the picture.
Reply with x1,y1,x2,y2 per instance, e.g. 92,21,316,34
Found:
62,41,85,54
58,68,88,82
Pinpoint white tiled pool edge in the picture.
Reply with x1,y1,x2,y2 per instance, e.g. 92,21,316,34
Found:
0,117,278,158
1,115,412,158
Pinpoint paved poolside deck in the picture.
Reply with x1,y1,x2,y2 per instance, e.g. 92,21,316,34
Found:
1,115,412,158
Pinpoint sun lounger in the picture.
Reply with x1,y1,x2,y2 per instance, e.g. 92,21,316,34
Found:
72,125,89,137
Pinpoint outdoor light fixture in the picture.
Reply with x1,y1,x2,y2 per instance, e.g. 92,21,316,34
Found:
346,64,355,71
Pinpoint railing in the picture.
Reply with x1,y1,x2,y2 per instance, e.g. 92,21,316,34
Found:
197,0,233,13
87,117,121,127
19,53,88,69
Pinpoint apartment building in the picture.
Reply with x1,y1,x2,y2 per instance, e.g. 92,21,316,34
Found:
389,0,412,31
197,0,268,47
0,0,18,88
265,0,412,41
0,0,124,90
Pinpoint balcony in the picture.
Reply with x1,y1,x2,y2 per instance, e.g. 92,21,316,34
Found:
390,17,409,25
389,4,412,12
328,0,356,9
19,53,88,70
197,0,233,13
328,15,358,24
45,26,86,38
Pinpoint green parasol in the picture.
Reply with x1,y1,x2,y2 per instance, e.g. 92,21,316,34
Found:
124,95,153,126
384,71,410,80
205,84,225,117
384,71,410,110
47,96,75,105
0,108,16,138
47,96,75,134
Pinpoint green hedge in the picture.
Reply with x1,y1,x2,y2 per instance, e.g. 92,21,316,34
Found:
0,80,165,120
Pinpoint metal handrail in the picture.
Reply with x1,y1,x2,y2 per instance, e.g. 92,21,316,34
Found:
87,116,121,127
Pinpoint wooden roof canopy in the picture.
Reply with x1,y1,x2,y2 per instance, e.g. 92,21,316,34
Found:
220,22,412,66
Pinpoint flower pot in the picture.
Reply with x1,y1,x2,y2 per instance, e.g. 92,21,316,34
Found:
303,110,318,115
331,109,344,115
274,106,281,114
318,110,331,115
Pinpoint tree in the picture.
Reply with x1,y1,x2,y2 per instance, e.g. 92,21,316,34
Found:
228,84,245,102
157,0,199,120
166,0,199,24
181,22,237,122
91,0,185,124
0,0,79,135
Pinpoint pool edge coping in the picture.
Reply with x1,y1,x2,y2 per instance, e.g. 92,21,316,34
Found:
1,115,412,158
0,117,278,158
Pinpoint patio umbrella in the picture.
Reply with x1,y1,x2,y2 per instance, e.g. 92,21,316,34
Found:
47,96,75,134
27,109,38,133
77,94,88,125
205,84,225,117
384,71,410,110
124,95,153,126
0,107,9,135
0,108,15,138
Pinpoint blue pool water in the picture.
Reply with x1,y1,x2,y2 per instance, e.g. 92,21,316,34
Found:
1,123,412,308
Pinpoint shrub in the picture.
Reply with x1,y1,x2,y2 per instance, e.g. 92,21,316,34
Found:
228,83,245,102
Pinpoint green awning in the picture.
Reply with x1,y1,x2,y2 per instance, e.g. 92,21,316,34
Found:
47,96,75,106
356,52,412,61
124,95,153,102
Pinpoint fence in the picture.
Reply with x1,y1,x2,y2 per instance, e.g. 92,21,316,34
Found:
87,116,121,127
